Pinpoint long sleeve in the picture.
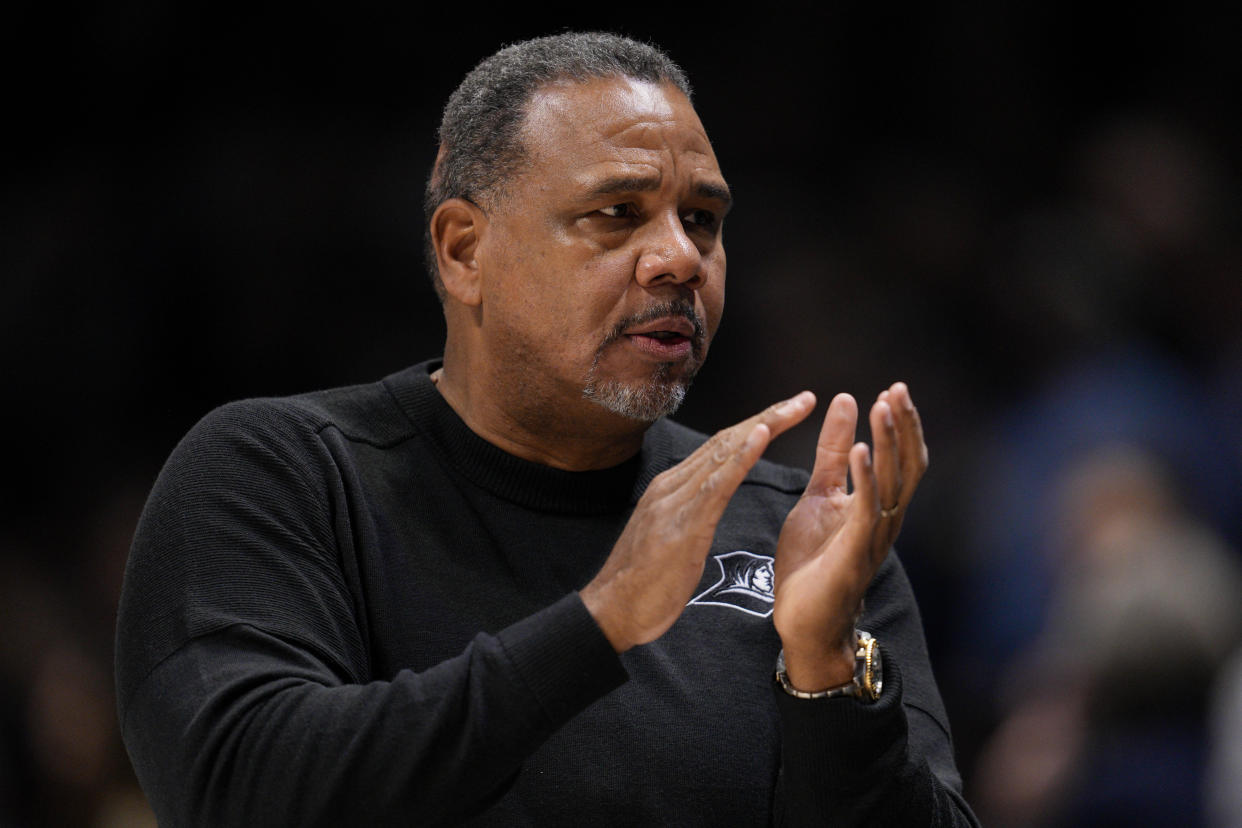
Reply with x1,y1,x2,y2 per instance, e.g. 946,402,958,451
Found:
115,400,627,826
773,554,980,827
117,370,978,826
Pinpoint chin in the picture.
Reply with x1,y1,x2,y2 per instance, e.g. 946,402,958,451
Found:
582,373,691,422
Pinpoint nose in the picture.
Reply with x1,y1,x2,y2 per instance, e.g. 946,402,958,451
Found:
634,211,705,290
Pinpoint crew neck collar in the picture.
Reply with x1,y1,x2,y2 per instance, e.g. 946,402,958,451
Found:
384,360,674,515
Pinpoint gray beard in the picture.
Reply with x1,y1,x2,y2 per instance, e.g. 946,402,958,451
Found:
582,361,690,422
580,299,706,422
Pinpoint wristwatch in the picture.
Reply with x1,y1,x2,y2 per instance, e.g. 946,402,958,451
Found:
774,631,883,702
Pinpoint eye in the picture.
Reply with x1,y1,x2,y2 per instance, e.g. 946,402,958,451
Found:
681,208,719,231
598,203,638,219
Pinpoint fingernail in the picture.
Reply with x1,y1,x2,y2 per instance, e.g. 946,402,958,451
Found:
777,391,811,414
883,405,894,428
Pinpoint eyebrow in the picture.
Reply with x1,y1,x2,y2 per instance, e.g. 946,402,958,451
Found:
584,175,734,211
695,181,734,213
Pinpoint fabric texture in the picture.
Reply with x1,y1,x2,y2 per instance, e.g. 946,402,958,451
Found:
116,360,978,826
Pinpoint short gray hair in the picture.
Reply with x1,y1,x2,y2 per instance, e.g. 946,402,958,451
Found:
422,32,692,298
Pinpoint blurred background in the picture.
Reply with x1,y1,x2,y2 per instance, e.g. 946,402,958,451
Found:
3,3,1240,825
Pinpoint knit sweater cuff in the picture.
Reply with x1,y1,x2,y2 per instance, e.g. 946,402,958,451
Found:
497,592,629,726
774,647,909,794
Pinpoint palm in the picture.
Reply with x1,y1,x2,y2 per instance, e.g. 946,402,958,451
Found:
773,489,859,642
770,385,926,663
775,490,849,582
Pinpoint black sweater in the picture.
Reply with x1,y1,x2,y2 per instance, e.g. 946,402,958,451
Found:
116,361,978,826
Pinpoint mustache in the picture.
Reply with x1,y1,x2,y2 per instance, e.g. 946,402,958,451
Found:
601,300,706,351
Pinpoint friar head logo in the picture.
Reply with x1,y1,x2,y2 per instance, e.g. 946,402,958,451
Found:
687,550,776,617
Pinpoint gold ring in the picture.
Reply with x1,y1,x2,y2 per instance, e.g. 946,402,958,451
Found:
879,503,900,519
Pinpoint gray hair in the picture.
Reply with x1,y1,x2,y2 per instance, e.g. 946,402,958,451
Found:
422,32,692,298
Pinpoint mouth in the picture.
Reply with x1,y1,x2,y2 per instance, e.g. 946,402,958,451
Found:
621,313,699,361
625,332,692,359
583,300,708,419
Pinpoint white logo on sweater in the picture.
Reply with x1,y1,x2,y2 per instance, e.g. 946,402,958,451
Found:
687,551,775,617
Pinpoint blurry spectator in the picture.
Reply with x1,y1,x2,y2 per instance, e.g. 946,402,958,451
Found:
957,346,1242,685
972,446,1242,827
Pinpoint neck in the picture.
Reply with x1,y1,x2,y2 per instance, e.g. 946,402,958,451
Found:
435,348,649,472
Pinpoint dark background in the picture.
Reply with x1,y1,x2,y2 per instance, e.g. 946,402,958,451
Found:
4,4,1241,825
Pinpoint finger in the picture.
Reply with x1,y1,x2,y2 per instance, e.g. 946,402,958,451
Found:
840,441,884,566
869,398,901,515
670,390,816,485
889,382,929,500
693,422,771,512
805,393,858,496
849,441,877,516
683,395,812,521
847,441,894,570
749,390,817,442
671,423,773,545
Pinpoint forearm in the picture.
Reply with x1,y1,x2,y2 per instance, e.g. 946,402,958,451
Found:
773,657,979,827
121,594,626,827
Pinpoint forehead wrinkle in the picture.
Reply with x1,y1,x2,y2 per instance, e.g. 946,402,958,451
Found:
603,124,723,204
519,77,726,206
577,167,730,213
599,114,696,143
601,116,714,165
586,172,665,201
587,133,723,192
529,78,710,156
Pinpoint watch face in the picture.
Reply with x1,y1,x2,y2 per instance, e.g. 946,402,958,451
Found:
861,636,883,701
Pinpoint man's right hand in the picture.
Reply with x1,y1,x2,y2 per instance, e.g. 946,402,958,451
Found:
579,391,817,652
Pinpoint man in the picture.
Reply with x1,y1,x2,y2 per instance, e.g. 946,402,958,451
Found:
116,32,978,826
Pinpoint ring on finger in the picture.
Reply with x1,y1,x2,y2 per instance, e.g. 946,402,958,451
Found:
879,502,900,519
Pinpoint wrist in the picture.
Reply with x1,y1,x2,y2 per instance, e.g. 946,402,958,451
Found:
780,647,855,692
777,632,857,692
775,631,884,702
578,585,634,653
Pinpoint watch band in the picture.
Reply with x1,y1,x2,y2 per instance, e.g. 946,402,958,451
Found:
774,631,881,702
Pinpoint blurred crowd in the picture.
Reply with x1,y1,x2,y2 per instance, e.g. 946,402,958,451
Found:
3,6,1240,826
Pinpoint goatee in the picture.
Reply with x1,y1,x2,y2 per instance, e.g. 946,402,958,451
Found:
582,299,706,422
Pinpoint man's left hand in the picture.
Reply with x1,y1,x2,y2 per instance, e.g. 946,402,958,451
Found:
772,382,928,691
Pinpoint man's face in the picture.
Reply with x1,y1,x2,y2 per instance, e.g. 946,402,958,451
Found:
474,76,729,423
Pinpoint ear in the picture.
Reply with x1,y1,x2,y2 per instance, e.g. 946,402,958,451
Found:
430,198,486,306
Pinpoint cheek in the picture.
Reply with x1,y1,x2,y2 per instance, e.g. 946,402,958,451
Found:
702,253,727,336
578,255,637,311
519,274,617,356
493,232,632,352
